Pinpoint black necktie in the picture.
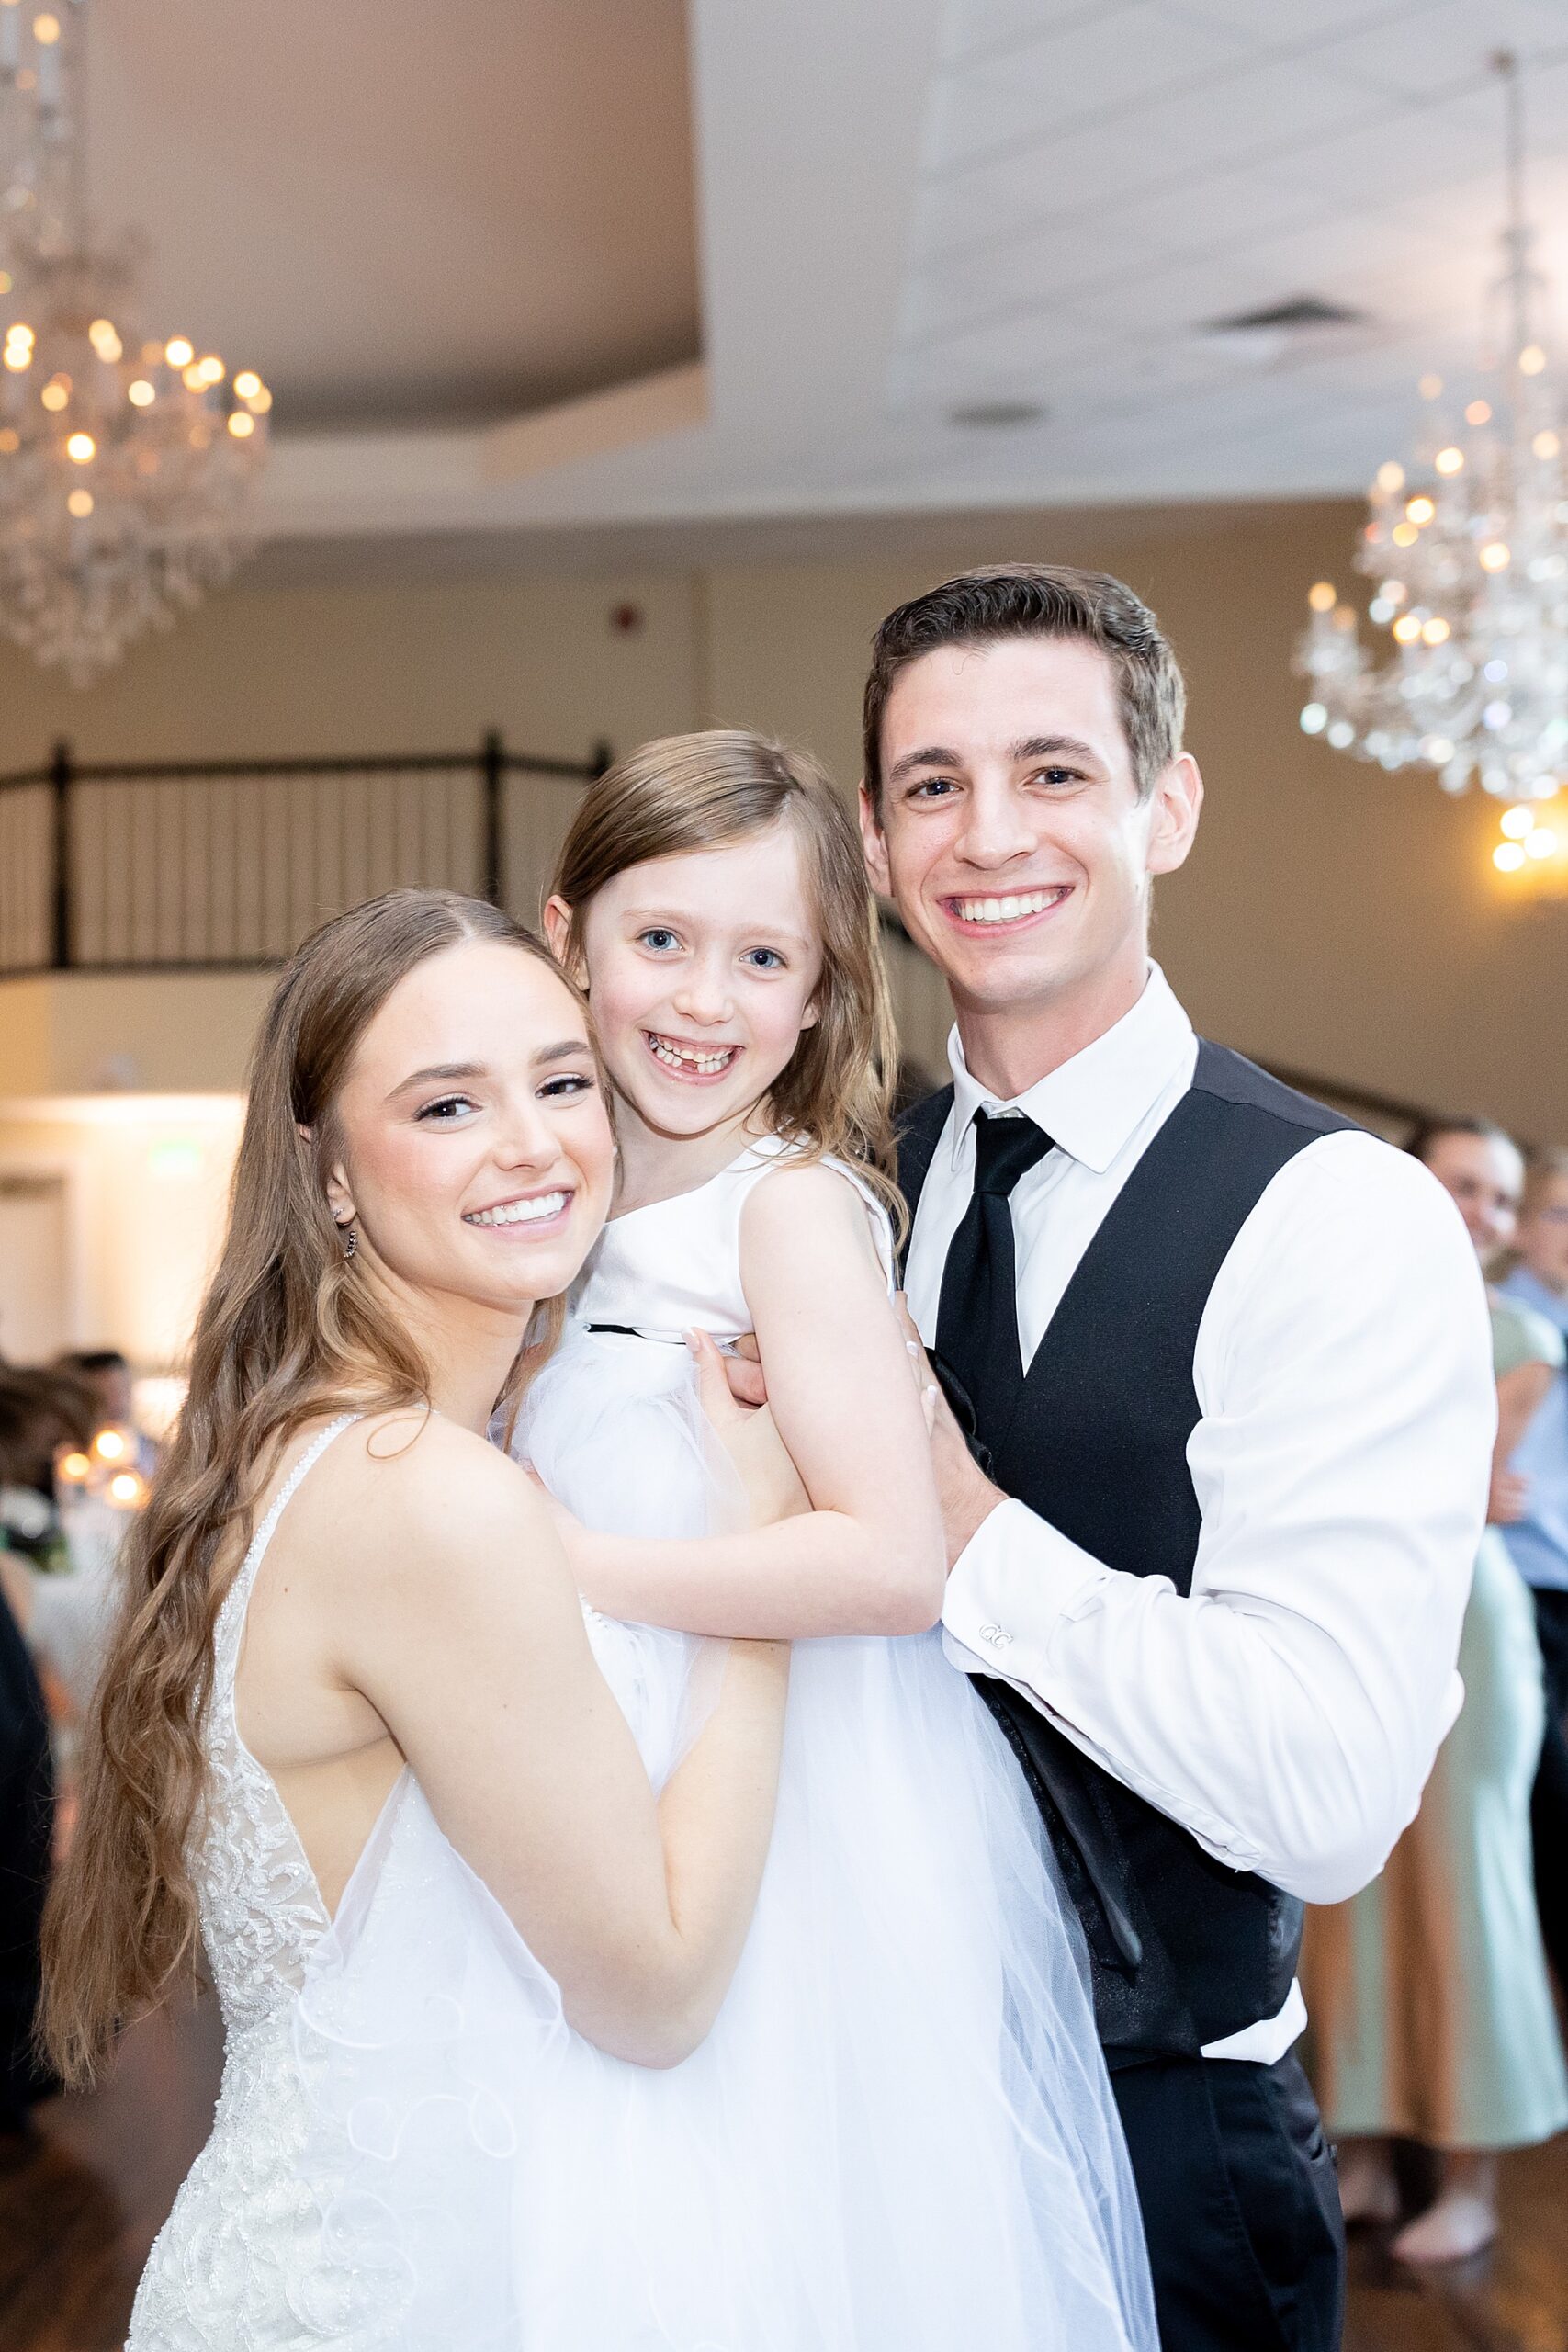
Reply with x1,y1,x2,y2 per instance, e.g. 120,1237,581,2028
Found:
935,1111,1053,1446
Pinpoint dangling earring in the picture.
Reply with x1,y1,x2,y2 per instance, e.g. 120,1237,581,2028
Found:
338,1220,357,1261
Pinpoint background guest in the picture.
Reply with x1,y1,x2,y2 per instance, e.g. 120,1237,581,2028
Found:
0,1382,64,2140
1306,1119,1568,2262
1496,1147,1568,1992
53,1351,158,1476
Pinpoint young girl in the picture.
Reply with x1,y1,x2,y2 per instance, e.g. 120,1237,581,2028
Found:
514,730,1155,2349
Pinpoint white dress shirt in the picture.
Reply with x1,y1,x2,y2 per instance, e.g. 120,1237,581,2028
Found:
906,966,1495,2063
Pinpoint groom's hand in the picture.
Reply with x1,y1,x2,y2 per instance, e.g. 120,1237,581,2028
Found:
893,1296,1008,1572
723,1333,769,1410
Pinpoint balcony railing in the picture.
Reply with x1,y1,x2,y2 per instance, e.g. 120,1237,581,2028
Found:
0,734,1437,1131
0,734,616,977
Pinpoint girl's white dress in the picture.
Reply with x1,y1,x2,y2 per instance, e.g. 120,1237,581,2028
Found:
129,1142,1155,2351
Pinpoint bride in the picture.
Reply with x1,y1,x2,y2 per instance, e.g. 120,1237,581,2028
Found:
40,882,1152,2349
40,889,791,2346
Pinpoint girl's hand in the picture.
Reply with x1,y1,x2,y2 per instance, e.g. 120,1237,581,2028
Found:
688,1330,810,1528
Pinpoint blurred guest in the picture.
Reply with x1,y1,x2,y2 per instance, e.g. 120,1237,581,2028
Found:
55,1347,158,1474
1306,1120,1568,2263
0,1388,61,2136
1496,1147,1568,1988
0,1369,96,1572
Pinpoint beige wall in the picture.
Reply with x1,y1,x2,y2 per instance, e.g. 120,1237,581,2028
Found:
2,503,1564,1136
0,1096,243,1370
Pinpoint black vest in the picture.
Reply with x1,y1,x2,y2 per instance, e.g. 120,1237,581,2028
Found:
899,1039,1356,2065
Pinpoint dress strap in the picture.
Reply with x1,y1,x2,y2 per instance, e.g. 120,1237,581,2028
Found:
253,1412,361,1554
213,1413,363,1692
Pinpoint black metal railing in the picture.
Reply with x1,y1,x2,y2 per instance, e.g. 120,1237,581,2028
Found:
0,734,613,977
0,736,1442,1139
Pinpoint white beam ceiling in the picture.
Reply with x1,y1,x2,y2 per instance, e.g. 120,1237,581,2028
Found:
84,0,1568,544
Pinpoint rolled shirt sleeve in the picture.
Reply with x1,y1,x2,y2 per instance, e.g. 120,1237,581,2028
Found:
942,1132,1495,1905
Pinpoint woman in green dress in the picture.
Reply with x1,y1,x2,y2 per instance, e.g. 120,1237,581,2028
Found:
1305,1118,1568,2263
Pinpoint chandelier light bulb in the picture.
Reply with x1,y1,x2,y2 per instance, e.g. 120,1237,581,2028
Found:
1293,51,1568,852
233,369,261,400
1495,842,1527,871
244,382,271,412
1307,581,1337,613
0,1,273,678
227,409,254,438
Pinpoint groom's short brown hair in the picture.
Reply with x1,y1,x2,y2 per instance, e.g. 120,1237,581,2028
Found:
863,563,1186,811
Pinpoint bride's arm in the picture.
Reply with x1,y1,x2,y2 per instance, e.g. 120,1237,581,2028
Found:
568,1164,946,1637
335,1421,788,2070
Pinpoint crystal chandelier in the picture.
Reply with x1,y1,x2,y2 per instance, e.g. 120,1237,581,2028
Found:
0,0,271,684
1295,51,1568,876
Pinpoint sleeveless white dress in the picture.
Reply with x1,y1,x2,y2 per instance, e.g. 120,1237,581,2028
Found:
129,1146,1156,2348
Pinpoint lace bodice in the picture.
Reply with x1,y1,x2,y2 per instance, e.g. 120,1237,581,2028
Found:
190,1418,352,2040
129,1415,378,2352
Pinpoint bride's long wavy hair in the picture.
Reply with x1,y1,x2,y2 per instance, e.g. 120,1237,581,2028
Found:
40,888,582,2086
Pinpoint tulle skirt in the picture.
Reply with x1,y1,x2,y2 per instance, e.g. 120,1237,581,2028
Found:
293,1329,1156,2349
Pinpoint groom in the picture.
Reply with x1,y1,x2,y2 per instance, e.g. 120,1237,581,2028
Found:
860,566,1495,2351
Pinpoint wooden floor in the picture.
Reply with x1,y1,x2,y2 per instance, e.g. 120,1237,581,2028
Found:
2,2002,1565,2350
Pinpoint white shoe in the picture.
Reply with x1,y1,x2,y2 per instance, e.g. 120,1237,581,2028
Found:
1392,2188,1498,2265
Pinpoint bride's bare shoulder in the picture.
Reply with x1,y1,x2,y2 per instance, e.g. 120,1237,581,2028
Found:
299,1408,563,1604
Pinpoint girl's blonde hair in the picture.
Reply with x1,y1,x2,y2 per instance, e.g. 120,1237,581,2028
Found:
552,730,901,1226
40,889,583,2087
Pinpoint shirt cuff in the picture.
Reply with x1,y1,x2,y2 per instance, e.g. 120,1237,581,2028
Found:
942,1497,1108,1681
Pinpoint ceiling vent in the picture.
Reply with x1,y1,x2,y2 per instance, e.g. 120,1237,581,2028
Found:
1190,294,1374,373
946,400,1048,429
1204,295,1369,334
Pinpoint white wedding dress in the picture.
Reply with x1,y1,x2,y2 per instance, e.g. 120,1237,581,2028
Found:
129,1141,1156,2349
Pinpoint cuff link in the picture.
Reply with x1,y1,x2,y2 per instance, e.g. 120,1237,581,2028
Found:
978,1623,1013,1650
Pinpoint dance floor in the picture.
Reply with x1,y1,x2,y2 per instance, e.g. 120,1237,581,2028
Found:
2,1996,1564,2350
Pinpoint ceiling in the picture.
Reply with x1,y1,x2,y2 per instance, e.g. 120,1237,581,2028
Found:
73,0,1568,550
89,0,700,431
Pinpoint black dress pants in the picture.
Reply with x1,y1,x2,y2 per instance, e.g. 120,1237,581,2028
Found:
1111,2052,1345,2352
1530,1587,1568,1990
